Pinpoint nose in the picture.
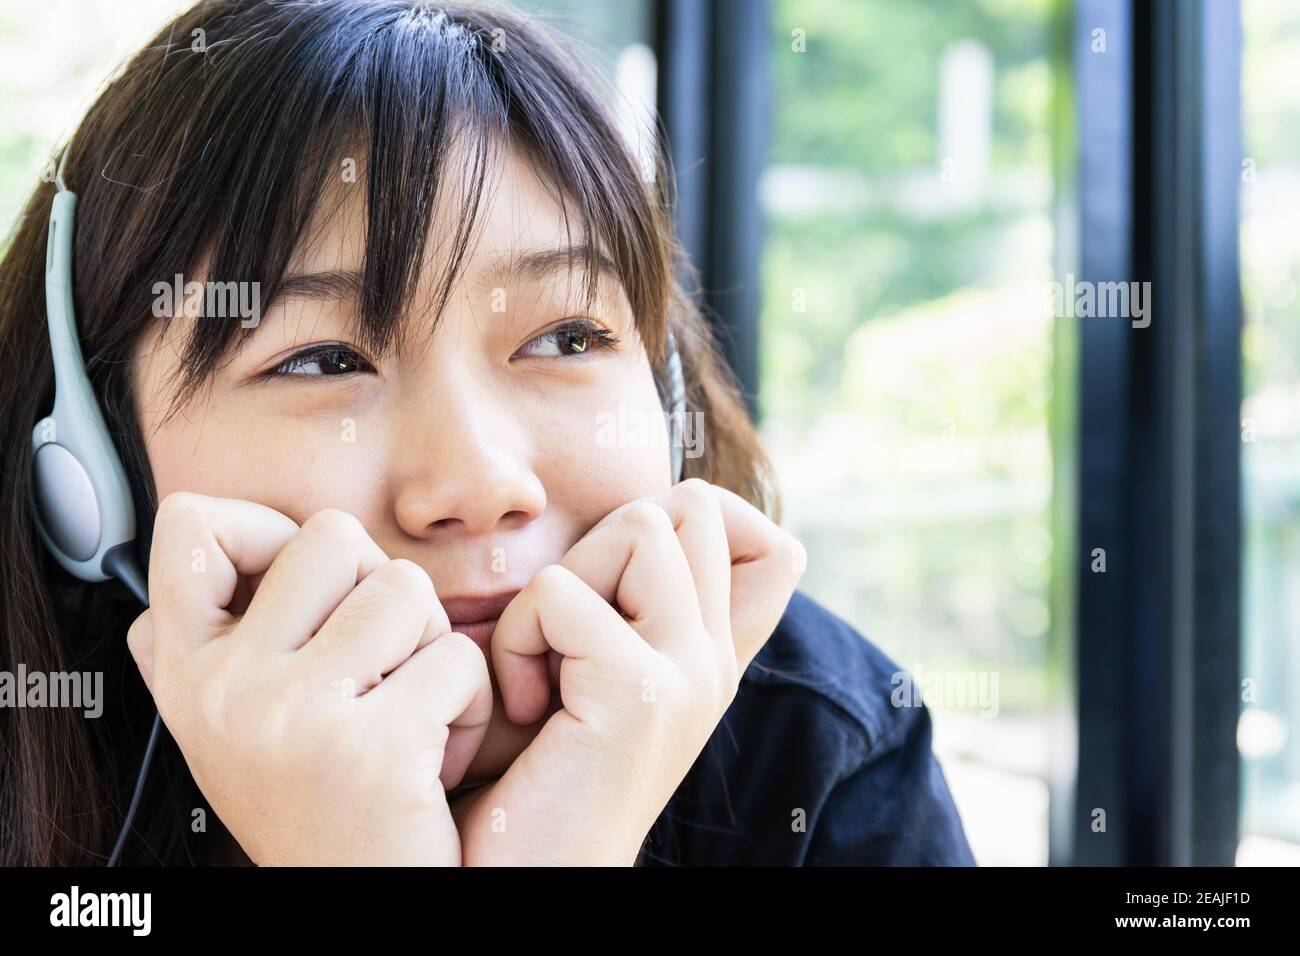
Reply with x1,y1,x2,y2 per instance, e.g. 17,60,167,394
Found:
391,356,547,539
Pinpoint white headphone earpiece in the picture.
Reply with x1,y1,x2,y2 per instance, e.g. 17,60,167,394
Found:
31,149,138,584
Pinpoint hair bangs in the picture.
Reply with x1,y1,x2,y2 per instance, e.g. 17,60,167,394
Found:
156,0,667,420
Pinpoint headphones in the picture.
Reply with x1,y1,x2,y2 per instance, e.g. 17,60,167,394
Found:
32,148,159,866
32,145,690,865
31,153,142,589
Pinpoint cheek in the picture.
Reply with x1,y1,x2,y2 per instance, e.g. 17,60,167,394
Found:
540,367,672,519
144,405,387,523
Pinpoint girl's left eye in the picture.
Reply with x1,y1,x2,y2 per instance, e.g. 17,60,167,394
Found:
517,320,621,359
267,344,375,378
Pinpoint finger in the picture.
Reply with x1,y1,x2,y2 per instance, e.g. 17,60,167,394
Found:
557,501,704,656
588,484,804,668
491,564,642,726
236,508,389,657
366,632,493,790
126,609,154,692
299,558,450,697
711,486,807,669
148,492,301,665
576,479,732,645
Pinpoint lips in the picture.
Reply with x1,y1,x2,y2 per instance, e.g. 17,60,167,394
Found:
443,589,521,652
452,617,499,652
441,587,564,690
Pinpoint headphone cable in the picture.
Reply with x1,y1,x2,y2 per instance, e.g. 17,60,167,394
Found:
101,544,163,867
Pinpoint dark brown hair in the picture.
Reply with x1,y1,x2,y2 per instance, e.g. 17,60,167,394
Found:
0,0,776,865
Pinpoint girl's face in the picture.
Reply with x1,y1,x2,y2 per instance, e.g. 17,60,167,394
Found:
131,144,672,782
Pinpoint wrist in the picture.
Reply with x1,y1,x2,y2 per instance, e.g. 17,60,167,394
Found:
450,782,647,866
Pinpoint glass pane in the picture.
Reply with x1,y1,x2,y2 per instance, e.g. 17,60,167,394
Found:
0,0,657,228
532,0,658,180
761,0,1067,865
0,0,195,228
1239,0,1300,867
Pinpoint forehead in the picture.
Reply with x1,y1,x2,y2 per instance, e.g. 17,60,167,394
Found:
290,139,604,296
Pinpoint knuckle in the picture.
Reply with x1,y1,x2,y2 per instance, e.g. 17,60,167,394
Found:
244,702,295,764
674,477,715,509
648,655,683,697
441,632,488,676
622,500,673,535
151,495,208,567
691,651,729,707
155,490,205,528
330,587,387,634
372,558,435,609
532,562,574,594
194,672,233,738
675,658,726,723
303,507,368,546
660,667,698,719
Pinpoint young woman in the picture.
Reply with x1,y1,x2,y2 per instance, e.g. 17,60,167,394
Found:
0,0,974,866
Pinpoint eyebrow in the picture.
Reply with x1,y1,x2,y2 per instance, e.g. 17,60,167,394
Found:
270,243,620,307
271,269,364,305
480,243,620,291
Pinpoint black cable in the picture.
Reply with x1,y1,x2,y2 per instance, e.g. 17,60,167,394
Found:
107,712,162,866
101,543,161,867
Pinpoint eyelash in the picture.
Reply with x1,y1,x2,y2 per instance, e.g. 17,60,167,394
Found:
266,345,375,378
264,319,620,378
517,319,621,359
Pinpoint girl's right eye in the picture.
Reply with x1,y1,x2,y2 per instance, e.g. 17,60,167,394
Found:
267,344,375,378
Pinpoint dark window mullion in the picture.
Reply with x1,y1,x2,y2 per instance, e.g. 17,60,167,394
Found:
1191,0,1243,866
1075,0,1242,866
654,0,768,420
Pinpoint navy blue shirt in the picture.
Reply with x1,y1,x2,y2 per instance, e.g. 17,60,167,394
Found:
639,590,976,865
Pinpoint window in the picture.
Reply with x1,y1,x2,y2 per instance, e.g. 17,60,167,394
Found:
1238,0,1300,866
760,0,1066,866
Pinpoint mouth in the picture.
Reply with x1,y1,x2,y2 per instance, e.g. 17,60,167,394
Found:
441,588,563,687
442,589,521,653
451,617,499,652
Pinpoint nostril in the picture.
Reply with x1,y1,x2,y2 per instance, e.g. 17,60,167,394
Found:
501,509,531,527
